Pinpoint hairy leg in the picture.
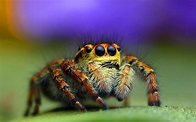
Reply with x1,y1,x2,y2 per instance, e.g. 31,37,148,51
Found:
24,77,42,116
114,64,134,101
24,59,65,116
61,60,108,110
51,68,86,111
122,55,161,106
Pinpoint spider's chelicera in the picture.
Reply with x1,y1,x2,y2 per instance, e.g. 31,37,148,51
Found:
24,42,161,116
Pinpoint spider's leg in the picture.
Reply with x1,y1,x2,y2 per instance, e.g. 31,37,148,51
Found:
122,55,161,106
24,82,34,116
24,59,65,116
24,70,46,116
51,68,86,111
61,60,108,110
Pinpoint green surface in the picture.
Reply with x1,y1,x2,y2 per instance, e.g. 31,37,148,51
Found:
13,107,196,122
0,39,196,121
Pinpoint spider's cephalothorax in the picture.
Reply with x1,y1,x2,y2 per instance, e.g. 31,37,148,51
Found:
74,43,123,97
24,42,161,116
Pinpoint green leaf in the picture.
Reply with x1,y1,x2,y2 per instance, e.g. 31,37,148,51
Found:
14,107,196,122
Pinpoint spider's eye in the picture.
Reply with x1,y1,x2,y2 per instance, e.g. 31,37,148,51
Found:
95,45,105,56
107,45,116,56
117,47,121,51
85,46,92,53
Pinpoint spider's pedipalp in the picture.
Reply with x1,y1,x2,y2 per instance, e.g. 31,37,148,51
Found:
88,61,114,95
114,63,134,101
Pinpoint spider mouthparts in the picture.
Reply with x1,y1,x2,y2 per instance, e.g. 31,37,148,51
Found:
101,62,119,70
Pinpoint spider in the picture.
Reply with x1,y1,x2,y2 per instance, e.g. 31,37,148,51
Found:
24,42,161,116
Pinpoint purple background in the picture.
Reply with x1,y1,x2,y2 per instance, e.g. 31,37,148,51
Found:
15,0,196,44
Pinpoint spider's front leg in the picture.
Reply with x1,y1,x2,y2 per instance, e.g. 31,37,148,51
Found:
51,68,86,112
61,60,109,110
122,55,161,106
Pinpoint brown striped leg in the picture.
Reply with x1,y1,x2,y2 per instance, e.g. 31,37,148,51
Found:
24,84,34,116
32,88,41,115
122,55,161,106
51,68,86,111
61,60,108,110
24,80,41,116
24,59,65,116
147,73,160,106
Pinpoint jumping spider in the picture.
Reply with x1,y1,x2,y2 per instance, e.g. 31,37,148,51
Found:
24,42,161,116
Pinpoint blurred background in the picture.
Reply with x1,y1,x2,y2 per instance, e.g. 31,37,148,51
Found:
0,0,196,121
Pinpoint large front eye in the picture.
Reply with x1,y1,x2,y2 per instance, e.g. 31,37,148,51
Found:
107,45,116,56
95,45,105,56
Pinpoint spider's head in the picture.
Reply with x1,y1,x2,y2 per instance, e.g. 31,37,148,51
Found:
74,43,121,68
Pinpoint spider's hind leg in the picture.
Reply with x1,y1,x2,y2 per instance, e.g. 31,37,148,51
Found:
24,76,42,116
24,59,64,116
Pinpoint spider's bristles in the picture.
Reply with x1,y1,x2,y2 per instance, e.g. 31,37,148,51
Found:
75,33,123,49
75,40,81,50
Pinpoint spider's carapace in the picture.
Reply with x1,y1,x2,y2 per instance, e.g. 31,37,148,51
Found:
24,42,161,116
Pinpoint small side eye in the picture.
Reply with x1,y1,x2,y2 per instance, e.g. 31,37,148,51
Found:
117,47,121,51
95,45,105,56
107,45,116,56
85,46,92,53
